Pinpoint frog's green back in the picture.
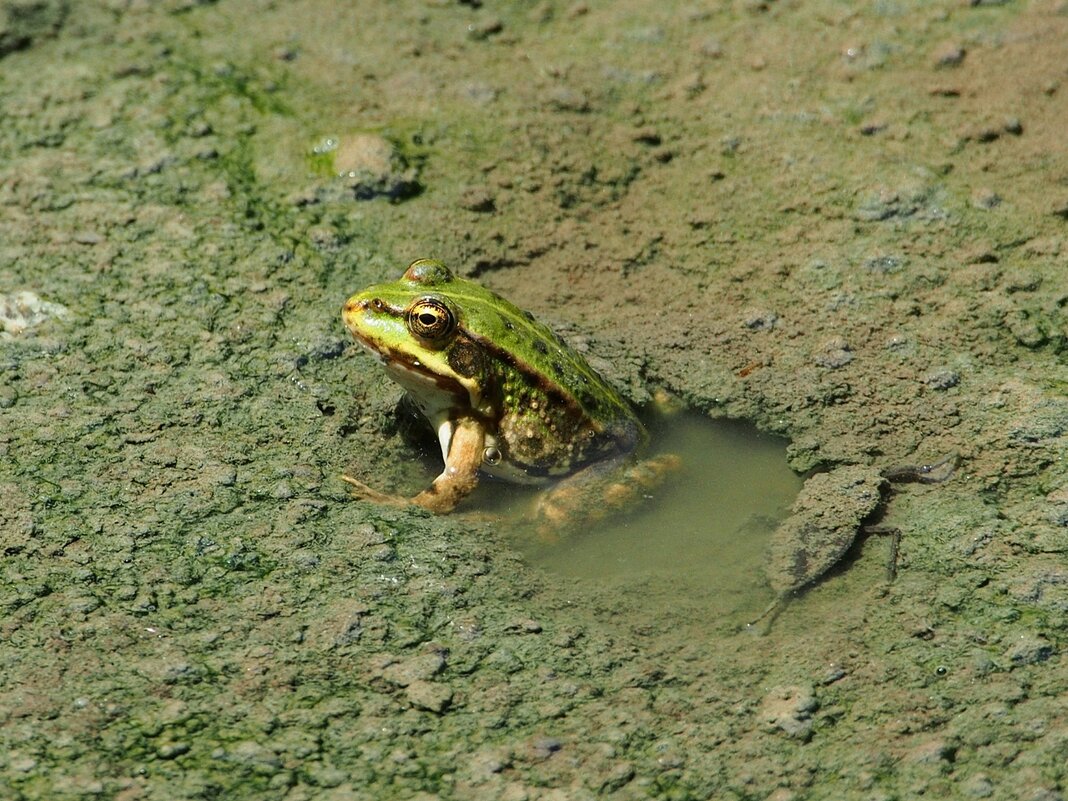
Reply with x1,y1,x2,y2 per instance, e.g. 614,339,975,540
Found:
393,260,643,454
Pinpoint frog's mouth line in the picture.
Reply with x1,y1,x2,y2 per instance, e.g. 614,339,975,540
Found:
352,334,472,403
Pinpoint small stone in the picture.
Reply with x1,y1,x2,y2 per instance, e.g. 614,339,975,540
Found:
1005,310,1047,349
469,747,511,777
73,230,103,245
453,616,483,641
697,36,723,58
406,680,453,713
863,254,905,273
963,773,995,798
821,664,848,685
458,186,496,213
331,134,420,201
1004,633,1054,666
970,188,1001,209
855,188,909,221
632,126,661,145
929,84,961,97
271,480,295,500
759,685,818,740
463,82,499,105
742,308,778,331
815,337,853,369
528,737,563,760
67,593,101,614
467,17,503,40
905,738,955,765
924,368,960,390
307,766,346,787
504,618,543,634
229,740,282,773
0,291,71,338
969,125,1002,144
932,41,966,68
545,86,589,112
600,761,636,792
653,740,685,769
1004,270,1042,293
381,652,446,686
157,742,190,759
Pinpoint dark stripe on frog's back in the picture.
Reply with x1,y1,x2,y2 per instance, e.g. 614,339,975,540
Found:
446,283,643,443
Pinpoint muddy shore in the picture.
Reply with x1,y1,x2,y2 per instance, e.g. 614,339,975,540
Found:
2,1,1066,799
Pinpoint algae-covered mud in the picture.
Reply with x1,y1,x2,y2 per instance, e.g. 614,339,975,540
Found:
2,1,1067,799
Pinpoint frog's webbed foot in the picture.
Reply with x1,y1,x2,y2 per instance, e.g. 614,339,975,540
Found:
532,453,681,542
341,469,480,515
341,474,414,508
342,416,486,515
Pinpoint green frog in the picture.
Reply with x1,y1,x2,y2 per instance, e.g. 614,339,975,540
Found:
341,258,677,528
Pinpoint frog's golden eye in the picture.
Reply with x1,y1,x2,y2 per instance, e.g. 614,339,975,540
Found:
407,298,455,341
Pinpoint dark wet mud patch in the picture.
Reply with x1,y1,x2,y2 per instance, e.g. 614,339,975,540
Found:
507,415,803,632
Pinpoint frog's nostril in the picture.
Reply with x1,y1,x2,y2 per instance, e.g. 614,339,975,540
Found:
343,298,371,315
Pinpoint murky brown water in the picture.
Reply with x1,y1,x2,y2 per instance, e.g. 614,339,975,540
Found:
516,415,802,624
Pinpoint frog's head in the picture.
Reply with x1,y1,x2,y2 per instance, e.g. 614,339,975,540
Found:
342,259,489,413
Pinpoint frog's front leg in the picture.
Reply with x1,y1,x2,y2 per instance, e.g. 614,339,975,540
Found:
343,416,485,514
411,416,485,513
532,452,681,540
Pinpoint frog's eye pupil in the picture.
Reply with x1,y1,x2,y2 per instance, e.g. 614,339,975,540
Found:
407,298,455,340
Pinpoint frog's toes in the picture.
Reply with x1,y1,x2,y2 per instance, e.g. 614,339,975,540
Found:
340,474,412,507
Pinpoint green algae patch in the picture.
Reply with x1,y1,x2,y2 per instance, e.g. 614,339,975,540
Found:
3,0,1068,799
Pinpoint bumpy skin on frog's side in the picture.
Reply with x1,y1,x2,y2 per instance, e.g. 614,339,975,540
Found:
341,259,676,523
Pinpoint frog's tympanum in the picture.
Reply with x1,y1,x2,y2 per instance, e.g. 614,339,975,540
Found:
341,259,677,530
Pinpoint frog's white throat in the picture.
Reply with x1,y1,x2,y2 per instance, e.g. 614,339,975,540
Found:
382,356,539,484
380,359,473,461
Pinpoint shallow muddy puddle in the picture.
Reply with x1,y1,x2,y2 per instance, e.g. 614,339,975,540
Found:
502,415,804,628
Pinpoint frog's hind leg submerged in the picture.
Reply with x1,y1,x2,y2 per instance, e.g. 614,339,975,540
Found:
531,453,681,541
